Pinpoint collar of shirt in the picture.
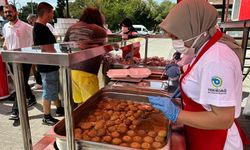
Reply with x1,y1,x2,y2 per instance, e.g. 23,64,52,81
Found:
7,19,21,28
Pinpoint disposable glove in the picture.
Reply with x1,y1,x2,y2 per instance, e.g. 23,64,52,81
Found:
165,64,180,78
148,96,180,123
171,87,181,99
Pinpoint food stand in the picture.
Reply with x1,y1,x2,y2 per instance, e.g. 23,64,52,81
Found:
1,35,186,150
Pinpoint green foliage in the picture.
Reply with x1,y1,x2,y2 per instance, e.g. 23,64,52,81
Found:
18,2,38,22
18,0,175,31
56,0,66,18
68,0,175,32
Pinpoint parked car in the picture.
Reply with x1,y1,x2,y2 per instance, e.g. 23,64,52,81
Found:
133,25,152,35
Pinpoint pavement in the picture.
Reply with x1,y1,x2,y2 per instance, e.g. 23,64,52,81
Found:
0,38,249,150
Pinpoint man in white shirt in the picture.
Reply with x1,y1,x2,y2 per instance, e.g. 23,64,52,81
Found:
3,4,36,121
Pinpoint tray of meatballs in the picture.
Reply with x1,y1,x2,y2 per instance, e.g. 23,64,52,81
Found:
54,89,171,150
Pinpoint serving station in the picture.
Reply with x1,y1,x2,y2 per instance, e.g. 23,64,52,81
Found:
1,35,185,150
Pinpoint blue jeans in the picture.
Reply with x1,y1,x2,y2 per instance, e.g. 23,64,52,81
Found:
40,70,59,101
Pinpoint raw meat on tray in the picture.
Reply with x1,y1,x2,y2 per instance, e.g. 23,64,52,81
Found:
107,69,129,78
128,68,151,78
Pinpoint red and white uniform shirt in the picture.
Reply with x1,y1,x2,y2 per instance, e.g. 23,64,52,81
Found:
182,42,243,150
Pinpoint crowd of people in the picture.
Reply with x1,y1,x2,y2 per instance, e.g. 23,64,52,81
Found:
0,2,140,126
0,0,249,149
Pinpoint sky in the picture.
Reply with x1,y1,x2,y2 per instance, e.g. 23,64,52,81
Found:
9,0,176,9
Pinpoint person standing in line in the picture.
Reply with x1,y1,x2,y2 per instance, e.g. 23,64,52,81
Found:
26,14,43,91
64,7,107,104
2,4,37,120
27,14,59,91
33,2,64,126
119,18,141,59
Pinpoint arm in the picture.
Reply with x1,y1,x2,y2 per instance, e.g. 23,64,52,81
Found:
3,40,7,50
178,106,235,129
40,44,56,53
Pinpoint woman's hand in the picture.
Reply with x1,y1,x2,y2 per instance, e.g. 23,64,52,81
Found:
148,96,180,123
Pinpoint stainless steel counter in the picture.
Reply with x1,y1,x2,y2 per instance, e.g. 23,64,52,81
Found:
1,34,170,150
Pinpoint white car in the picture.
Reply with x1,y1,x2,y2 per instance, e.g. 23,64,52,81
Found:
133,25,152,35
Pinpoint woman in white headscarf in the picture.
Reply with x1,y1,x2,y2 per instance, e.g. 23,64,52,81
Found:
148,0,249,149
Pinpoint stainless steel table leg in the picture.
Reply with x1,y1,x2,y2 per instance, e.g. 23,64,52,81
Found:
12,63,32,150
61,66,75,150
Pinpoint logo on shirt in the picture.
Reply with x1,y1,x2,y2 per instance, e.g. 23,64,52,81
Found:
208,76,227,94
211,76,222,87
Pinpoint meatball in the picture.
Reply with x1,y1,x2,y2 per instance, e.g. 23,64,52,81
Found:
80,122,92,130
117,125,127,133
102,113,111,120
94,121,105,129
127,130,136,137
152,142,162,149
133,136,142,142
122,135,132,143
141,142,151,149
114,119,122,125
132,120,140,126
113,112,121,116
158,130,167,137
110,115,119,121
82,134,91,141
155,136,165,142
107,110,113,115
138,130,146,136
102,135,112,143
129,124,136,130
74,128,82,134
111,131,120,138
91,137,101,142
130,142,141,149
87,130,97,138
108,126,117,132
75,133,82,139
106,120,115,127
126,111,134,117
88,116,97,122
96,128,106,137
124,119,132,126
128,116,136,121
94,111,102,116
143,136,154,143
133,112,141,119
112,138,122,145
148,131,157,137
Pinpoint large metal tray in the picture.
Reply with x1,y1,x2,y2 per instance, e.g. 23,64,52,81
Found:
54,89,171,150
106,82,171,97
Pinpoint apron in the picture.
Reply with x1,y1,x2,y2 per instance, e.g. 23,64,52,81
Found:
121,44,141,58
179,30,249,150
71,70,99,104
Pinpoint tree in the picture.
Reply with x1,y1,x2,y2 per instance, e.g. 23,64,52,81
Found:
56,0,66,18
18,2,38,22
68,0,175,31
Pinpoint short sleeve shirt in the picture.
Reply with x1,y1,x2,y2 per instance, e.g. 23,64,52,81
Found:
182,42,242,117
181,42,243,150
3,19,33,49
33,22,59,72
64,22,107,74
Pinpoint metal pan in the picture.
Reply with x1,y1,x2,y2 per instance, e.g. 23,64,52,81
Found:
54,89,171,150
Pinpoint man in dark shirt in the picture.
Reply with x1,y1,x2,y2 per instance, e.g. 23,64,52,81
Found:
33,2,63,126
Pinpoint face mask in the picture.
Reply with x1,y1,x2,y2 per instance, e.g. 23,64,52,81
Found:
172,32,207,55
122,27,129,33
